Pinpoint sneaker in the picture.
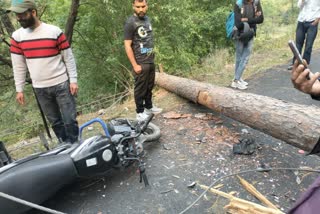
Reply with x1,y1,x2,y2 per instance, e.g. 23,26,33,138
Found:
231,80,247,90
136,112,149,121
288,65,293,70
239,78,248,86
144,106,162,114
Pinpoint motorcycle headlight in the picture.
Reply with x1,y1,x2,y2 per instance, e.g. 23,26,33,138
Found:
102,149,113,162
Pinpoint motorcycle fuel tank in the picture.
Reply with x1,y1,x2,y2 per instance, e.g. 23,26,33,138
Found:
71,135,118,177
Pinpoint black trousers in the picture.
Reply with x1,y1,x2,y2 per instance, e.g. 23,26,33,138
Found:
133,63,155,113
293,21,318,64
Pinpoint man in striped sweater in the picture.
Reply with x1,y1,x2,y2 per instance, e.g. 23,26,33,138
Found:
7,0,79,143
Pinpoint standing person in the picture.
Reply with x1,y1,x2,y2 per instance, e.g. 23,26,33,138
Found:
7,0,79,143
124,0,162,121
231,0,264,90
288,62,320,213
288,0,320,70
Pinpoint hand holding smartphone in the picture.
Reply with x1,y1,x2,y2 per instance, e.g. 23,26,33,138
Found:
288,40,310,79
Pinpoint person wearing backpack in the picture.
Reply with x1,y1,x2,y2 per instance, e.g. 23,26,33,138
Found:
231,0,264,90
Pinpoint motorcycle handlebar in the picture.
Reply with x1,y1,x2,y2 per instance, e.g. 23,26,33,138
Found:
79,118,111,140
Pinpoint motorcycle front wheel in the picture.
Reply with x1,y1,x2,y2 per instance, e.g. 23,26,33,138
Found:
142,122,161,142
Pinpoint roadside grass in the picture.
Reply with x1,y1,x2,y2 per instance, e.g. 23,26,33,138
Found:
189,24,320,87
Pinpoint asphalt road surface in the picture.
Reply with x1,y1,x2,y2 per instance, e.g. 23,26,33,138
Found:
27,51,320,214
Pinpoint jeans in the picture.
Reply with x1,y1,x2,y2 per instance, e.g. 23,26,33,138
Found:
293,21,318,64
34,81,79,143
234,38,254,81
132,63,155,113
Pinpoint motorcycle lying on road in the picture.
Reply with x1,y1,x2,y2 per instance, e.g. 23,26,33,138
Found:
0,113,160,214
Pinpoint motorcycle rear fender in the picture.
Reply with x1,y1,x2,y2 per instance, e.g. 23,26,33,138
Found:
0,154,77,214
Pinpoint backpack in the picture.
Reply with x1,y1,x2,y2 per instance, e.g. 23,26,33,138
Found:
225,0,243,39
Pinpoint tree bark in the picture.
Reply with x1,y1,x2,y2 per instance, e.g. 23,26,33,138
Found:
65,0,80,45
155,73,320,152
0,13,14,68
1,13,15,36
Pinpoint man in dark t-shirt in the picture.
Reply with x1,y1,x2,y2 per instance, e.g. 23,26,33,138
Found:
124,0,162,121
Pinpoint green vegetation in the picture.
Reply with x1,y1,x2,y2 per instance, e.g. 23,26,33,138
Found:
0,0,319,144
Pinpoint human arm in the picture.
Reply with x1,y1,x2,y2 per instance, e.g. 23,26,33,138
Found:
124,18,142,74
124,40,142,74
248,1,264,24
61,48,78,95
291,61,320,97
297,0,305,9
234,3,245,30
58,31,78,96
12,57,27,104
10,35,28,104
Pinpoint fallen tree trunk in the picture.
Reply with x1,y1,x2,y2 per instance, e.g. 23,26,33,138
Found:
155,72,320,152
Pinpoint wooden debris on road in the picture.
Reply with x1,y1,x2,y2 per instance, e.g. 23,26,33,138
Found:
237,176,280,211
199,184,284,214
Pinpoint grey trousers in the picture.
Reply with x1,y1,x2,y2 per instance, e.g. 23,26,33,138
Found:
34,81,79,143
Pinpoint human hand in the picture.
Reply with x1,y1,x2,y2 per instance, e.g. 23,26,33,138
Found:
312,18,319,26
133,64,142,74
241,18,248,22
291,60,320,94
16,92,25,105
255,11,262,17
70,83,78,96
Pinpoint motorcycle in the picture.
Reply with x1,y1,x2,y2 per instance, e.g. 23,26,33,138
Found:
0,113,160,214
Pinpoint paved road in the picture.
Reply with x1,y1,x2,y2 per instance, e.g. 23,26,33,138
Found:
28,51,320,214
246,49,320,106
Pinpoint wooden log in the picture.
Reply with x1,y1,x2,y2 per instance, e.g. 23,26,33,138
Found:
199,184,284,214
155,72,320,152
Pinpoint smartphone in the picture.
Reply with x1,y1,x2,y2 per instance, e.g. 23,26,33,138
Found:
288,40,310,79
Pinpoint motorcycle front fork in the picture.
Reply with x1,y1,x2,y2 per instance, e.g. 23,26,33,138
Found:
122,156,149,186
139,161,149,186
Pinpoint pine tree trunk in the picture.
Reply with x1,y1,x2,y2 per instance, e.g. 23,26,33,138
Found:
1,13,15,36
65,0,80,45
155,72,320,152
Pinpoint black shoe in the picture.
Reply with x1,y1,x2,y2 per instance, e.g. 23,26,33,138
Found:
287,65,293,70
